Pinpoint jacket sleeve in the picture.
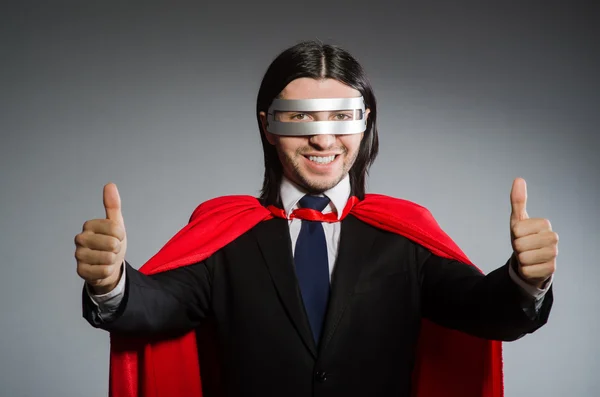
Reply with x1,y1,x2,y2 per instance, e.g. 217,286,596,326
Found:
82,259,212,337
419,250,553,341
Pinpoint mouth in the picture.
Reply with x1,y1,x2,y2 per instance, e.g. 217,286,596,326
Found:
304,154,339,165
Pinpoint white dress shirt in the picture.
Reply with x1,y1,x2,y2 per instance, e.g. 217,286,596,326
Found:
281,174,350,279
88,175,552,318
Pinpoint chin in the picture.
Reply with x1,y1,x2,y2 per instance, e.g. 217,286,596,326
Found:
297,173,344,194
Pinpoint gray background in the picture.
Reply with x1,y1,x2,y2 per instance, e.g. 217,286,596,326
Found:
1,1,598,396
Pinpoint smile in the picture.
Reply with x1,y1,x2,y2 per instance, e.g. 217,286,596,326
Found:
307,155,337,165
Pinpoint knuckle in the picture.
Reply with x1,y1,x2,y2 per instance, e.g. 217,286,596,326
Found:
108,238,120,252
76,265,87,280
541,262,555,276
74,247,85,261
105,252,117,264
519,266,532,279
517,252,528,265
74,233,86,247
543,219,552,230
99,265,115,279
512,224,523,238
513,238,524,253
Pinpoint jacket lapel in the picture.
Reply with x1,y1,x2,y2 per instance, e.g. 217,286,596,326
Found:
252,218,318,357
319,215,378,354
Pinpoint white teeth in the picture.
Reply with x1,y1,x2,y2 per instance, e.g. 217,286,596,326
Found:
308,155,336,164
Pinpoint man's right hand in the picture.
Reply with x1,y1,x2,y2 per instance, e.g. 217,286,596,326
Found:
75,183,127,295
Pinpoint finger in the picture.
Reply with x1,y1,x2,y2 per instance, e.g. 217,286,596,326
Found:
75,232,121,253
512,231,558,253
510,178,529,225
77,262,117,282
518,260,556,281
104,183,124,225
517,245,558,266
82,219,126,240
75,246,118,266
512,218,553,238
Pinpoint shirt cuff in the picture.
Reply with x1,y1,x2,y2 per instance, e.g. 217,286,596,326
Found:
508,255,553,300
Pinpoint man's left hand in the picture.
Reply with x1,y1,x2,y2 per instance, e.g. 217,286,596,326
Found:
510,178,558,289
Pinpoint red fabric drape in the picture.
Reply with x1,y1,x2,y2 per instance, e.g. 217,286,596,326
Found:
108,194,503,397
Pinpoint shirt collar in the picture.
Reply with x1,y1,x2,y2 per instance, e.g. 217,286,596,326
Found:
280,174,351,220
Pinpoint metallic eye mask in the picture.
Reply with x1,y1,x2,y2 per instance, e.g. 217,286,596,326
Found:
266,97,367,136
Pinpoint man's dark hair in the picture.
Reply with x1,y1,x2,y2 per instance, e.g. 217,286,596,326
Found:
256,40,379,206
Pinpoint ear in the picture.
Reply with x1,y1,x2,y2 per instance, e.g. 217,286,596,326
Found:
259,111,277,145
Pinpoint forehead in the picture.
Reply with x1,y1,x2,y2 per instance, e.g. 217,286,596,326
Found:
279,78,360,100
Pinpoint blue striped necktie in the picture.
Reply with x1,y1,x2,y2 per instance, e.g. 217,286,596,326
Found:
294,195,331,344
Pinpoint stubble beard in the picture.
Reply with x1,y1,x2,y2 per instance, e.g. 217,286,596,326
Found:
281,146,359,194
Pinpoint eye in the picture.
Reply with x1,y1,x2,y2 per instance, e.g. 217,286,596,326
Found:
291,113,310,121
332,113,352,121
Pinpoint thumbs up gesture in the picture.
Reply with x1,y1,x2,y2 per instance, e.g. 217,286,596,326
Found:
510,178,558,289
75,183,127,294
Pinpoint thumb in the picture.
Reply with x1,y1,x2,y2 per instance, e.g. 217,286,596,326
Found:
103,183,124,225
510,177,529,224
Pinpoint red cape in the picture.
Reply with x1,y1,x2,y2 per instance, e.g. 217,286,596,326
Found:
108,194,503,397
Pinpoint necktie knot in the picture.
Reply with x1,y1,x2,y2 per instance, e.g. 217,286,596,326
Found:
298,195,330,212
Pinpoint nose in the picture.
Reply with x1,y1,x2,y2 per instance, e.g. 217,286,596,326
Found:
309,134,336,150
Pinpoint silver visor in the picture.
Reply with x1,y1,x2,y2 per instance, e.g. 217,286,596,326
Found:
266,97,367,136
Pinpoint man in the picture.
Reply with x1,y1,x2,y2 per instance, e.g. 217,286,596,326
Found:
75,41,557,397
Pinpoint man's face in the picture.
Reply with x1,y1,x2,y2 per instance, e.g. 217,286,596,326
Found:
260,78,369,194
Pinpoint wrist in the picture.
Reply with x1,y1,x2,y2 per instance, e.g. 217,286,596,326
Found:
525,276,551,290
89,282,117,295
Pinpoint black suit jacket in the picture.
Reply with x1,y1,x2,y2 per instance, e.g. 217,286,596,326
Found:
83,215,552,397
